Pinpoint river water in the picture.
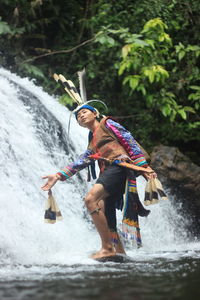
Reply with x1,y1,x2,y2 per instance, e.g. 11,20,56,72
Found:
0,68,200,300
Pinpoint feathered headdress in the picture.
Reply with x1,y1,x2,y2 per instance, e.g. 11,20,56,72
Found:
53,68,108,133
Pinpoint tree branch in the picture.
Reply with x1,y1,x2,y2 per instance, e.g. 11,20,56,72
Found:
19,36,95,65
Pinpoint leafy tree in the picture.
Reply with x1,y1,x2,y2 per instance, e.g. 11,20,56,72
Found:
0,0,200,163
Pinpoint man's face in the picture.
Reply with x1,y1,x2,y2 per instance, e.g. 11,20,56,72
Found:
77,109,97,128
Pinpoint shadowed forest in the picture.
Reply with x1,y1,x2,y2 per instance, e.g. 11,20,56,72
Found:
0,0,199,163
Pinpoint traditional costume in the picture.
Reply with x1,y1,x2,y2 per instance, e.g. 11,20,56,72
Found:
57,115,151,247
53,70,167,248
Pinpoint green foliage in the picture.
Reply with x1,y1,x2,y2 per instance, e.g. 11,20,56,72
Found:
0,17,12,35
20,63,45,79
0,17,25,36
117,18,180,120
92,16,199,129
0,0,200,163
188,86,200,110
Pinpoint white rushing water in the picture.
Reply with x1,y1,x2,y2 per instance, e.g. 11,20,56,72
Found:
0,68,199,280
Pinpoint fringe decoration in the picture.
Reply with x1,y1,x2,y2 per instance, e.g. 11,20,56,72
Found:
121,171,145,248
121,222,142,248
44,190,63,224
144,177,168,206
123,218,139,227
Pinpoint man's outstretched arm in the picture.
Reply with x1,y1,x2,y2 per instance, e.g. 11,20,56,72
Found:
41,149,94,190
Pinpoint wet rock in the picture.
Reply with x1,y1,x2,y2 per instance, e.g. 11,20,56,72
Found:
150,145,200,236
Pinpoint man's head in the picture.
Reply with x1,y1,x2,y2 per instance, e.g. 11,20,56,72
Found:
75,104,99,128
74,104,97,119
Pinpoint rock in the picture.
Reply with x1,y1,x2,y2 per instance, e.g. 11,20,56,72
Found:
150,145,200,236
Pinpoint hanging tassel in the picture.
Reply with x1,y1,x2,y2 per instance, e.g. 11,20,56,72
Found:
44,190,63,224
121,222,142,248
154,178,168,201
121,176,142,248
144,177,168,206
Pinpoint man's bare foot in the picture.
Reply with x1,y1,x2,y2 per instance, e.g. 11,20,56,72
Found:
90,247,116,259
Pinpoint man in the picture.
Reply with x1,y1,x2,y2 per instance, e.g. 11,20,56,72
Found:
41,104,156,259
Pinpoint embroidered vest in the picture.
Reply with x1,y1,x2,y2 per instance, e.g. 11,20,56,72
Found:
99,117,150,162
88,117,128,162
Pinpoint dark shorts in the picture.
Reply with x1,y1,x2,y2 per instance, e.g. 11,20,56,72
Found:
96,165,127,231
96,165,127,197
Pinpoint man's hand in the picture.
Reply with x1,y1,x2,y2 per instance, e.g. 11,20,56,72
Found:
142,166,157,180
41,174,61,191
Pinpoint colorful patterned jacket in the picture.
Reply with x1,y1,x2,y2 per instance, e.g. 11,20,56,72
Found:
57,118,148,181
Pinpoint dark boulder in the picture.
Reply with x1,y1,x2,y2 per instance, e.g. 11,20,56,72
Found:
150,145,200,237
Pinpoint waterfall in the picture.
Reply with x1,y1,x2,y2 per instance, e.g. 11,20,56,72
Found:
0,68,196,267
0,68,96,265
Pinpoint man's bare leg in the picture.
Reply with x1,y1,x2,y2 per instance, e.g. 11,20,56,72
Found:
98,201,126,254
84,183,116,259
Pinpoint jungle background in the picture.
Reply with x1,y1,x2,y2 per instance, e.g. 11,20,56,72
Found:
0,0,200,164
